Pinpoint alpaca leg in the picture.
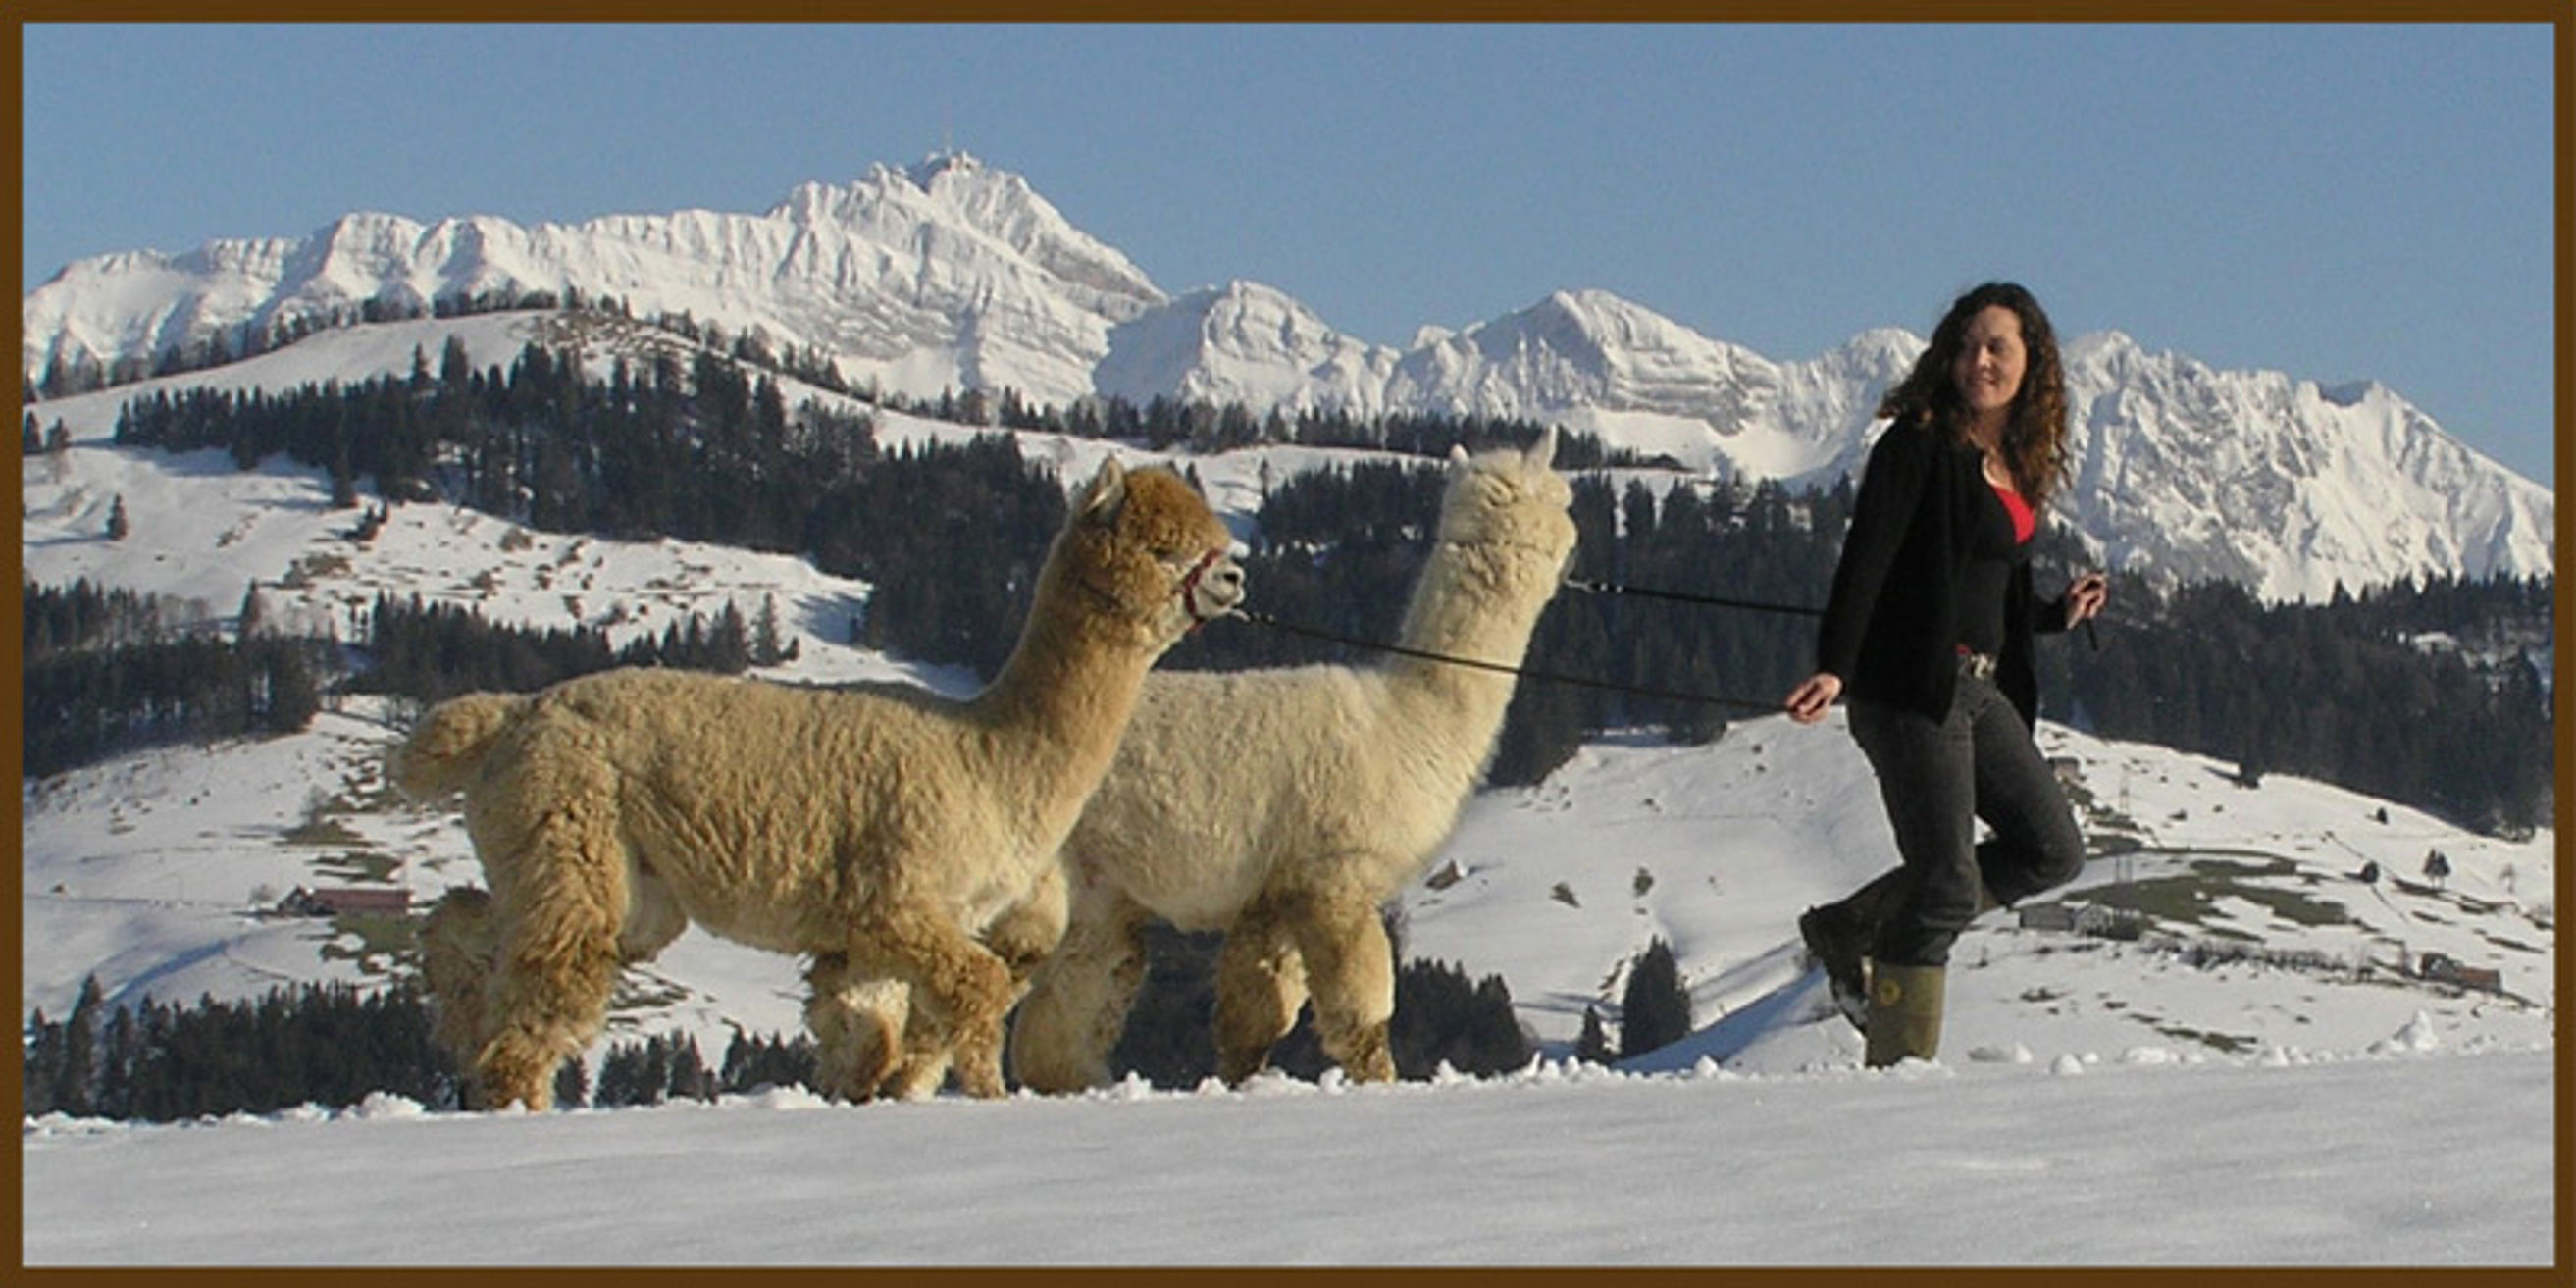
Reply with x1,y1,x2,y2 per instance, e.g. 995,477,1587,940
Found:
855,872,1069,1102
983,862,1070,1005
1010,887,1152,1094
877,1026,955,1102
470,762,631,1111
880,960,958,1101
478,935,623,1111
803,953,908,1102
419,887,500,1107
1212,895,1312,1085
850,911,1017,1100
1296,893,1399,1083
843,957,958,1102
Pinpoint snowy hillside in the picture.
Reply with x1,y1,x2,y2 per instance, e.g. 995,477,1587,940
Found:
22,361,2556,1054
17,337,2559,1265
23,155,2552,601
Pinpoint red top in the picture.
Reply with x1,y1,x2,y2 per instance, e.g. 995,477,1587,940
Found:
1993,483,2035,544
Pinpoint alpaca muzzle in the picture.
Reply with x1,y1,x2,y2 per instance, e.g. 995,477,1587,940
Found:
1180,549,1246,629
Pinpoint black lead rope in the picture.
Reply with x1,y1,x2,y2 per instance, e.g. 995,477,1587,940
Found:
1560,576,1824,619
1219,571,2114,713
1218,607,1790,714
1565,575,2105,651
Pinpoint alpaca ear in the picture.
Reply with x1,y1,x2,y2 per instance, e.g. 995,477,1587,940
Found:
1448,443,1472,469
1527,426,1559,470
1078,456,1129,520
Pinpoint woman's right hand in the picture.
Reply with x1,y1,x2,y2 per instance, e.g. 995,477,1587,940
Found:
1783,672,1842,724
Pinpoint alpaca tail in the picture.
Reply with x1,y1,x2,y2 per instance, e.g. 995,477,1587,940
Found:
387,692,531,800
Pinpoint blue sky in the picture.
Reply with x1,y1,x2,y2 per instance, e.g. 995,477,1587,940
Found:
19,23,2560,485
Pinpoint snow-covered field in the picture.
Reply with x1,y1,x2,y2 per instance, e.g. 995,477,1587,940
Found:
19,314,2559,1265
24,1044,2552,1265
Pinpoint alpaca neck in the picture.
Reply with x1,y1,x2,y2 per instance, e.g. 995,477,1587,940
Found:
972,585,1157,790
1383,541,1551,742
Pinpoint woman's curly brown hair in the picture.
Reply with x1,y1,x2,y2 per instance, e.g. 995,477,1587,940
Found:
1875,281,2071,509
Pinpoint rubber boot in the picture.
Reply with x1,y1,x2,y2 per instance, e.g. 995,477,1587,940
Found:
1863,962,1945,1068
1798,867,1911,1032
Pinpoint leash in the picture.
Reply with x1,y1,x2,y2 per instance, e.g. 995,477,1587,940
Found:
1217,607,1790,714
1560,576,1823,618
1215,576,2113,713
1565,575,2104,651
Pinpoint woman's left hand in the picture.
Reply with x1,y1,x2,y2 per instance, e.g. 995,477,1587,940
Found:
1783,672,1843,724
2065,572,2109,626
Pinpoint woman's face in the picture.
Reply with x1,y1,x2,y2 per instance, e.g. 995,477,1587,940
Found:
1951,304,2028,427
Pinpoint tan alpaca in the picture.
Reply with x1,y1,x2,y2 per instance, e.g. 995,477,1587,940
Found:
391,459,1243,1109
1011,431,1576,1090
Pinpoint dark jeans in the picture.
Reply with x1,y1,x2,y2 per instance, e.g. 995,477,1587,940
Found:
1847,663,2086,967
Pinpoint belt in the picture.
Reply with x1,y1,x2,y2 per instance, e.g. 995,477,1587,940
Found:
1956,648,1998,680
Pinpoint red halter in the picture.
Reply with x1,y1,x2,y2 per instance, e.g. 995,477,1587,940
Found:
1178,549,1230,630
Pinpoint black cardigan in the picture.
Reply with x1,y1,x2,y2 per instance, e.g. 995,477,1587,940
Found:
1814,414,2073,728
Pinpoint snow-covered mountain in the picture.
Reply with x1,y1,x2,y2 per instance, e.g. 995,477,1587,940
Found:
22,154,2552,601
23,154,1164,410
1390,289,1862,481
1096,279,1400,417
2058,335,2556,600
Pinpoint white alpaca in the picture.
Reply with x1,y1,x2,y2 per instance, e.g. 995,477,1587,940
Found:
390,459,1243,1109
1011,431,1576,1089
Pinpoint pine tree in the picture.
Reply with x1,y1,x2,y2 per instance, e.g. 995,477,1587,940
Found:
1462,974,1530,1075
636,1037,672,1106
594,1041,645,1107
666,1035,714,1103
554,1057,590,1109
97,1005,140,1120
1574,1005,1615,1066
751,594,786,666
57,975,107,1115
23,1006,65,1116
262,643,321,733
1617,939,1691,1060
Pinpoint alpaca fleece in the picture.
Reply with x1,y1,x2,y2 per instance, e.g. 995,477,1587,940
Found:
1011,432,1575,1090
392,460,1241,1108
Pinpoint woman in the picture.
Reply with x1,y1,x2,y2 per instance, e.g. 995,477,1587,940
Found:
1782,281,2108,1067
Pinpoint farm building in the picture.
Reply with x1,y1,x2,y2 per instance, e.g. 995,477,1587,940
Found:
276,886,411,917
